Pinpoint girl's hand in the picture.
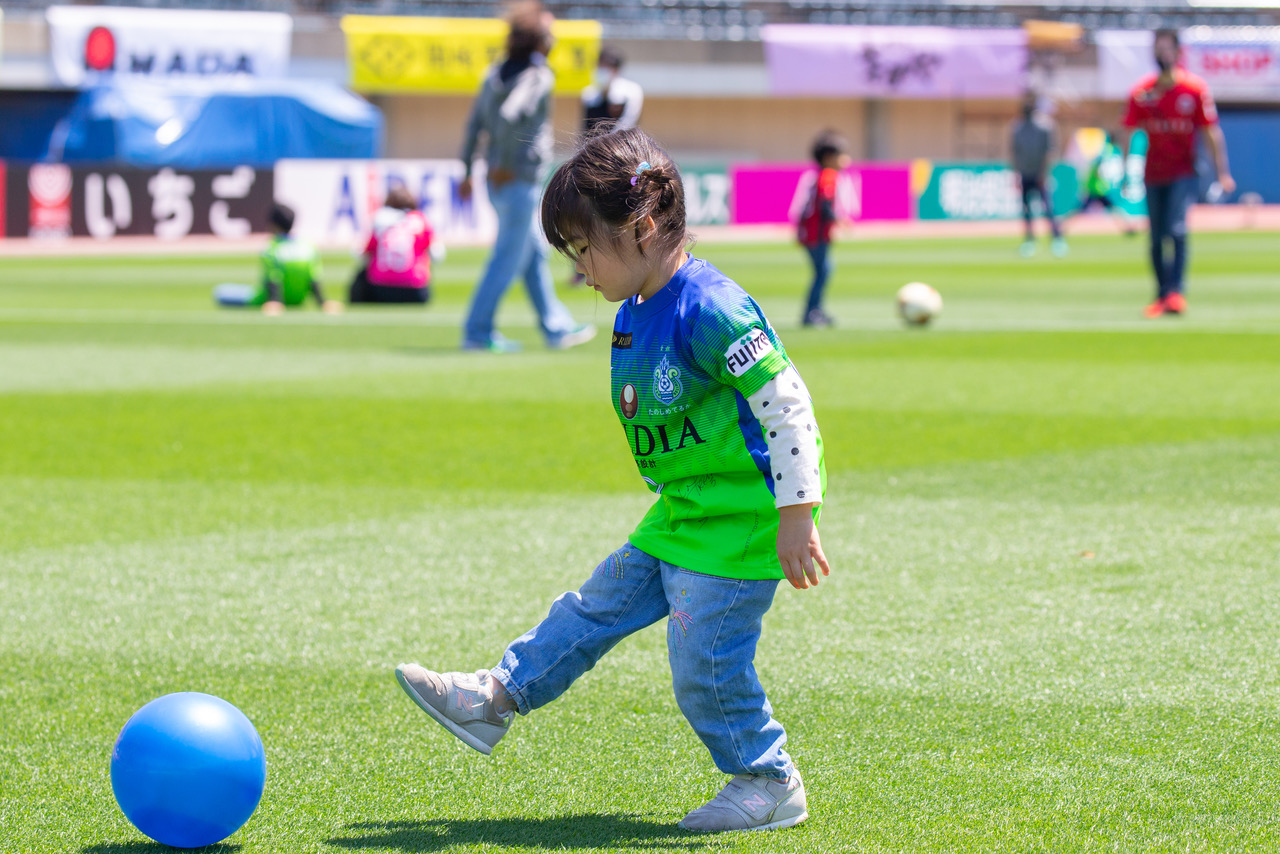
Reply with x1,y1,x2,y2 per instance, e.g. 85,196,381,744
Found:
777,503,830,590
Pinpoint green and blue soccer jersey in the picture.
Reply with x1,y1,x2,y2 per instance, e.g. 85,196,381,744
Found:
611,256,826,580
257,235,323,306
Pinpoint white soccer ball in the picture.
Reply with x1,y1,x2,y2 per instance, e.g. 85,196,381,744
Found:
896,282,942,326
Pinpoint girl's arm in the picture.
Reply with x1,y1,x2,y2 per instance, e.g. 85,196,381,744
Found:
746,364,830,589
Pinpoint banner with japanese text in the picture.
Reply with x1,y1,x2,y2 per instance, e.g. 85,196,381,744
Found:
914,162,1083,220
342,16,601,95
3,164,274,239
762,25,1027,98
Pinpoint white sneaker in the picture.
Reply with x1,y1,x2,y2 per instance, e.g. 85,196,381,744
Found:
395,664,512,755
547,323,597,350
678,771,809,832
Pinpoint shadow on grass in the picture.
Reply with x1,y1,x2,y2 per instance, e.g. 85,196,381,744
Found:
83,844,240,853
390,347,469,357
327,815,702,852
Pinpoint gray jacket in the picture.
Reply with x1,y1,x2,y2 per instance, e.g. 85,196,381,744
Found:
460,58,555,184
1011,114,1057,179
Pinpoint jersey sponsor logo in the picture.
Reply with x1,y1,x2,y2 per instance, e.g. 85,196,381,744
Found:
725,327,775,376
630,416,705,457
619,383,639,420
611,330,632,349
652,355,683,405
1176,92,1196,115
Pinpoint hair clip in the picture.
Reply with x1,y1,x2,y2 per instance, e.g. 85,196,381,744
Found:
630,161,652,186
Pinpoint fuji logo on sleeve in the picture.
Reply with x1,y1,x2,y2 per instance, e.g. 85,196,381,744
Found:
725,328,775,376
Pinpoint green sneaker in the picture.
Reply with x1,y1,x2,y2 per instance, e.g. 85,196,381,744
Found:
395,664,512,755
678,772,808,832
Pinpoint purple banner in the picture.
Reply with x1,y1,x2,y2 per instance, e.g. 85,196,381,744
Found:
762,25,1028,98
730,162,912,225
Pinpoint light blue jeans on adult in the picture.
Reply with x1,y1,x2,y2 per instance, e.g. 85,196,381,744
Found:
491,543,794,780
463,179,576,347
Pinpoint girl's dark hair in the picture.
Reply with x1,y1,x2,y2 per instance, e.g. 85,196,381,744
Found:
811,129,848,164
541,127,688,263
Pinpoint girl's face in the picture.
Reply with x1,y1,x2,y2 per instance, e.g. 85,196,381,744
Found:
572,224,679,303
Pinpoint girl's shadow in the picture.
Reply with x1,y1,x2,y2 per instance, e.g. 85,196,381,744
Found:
327,814,702,852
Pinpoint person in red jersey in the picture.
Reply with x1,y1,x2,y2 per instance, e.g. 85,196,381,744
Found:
1119,29,1235,318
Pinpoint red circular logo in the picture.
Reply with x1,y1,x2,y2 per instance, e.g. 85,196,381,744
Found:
619,383,638,420
85,26,116,72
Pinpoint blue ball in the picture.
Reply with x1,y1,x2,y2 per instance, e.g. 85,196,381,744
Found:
110,692,266,849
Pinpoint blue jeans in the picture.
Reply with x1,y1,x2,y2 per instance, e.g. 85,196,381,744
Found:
804,243,831,316
491,543,794,780
463,179,576,346
1144,176,1197,298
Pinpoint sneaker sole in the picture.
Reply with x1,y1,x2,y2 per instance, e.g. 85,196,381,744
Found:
678,809,809,833
394,666,494,755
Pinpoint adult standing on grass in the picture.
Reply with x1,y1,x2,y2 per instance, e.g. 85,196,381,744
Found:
1011,90,1067,258
457,0,596,353
396,128,828,833
1119,28,1235,319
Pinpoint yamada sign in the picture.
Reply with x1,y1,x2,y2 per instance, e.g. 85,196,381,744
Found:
47,6,292,87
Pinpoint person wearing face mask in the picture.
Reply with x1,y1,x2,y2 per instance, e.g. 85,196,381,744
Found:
1118,28,1235,319
581,46,644,134
1010,90,1067,258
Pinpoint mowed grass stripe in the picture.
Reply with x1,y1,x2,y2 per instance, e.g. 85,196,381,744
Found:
0,232,1278,852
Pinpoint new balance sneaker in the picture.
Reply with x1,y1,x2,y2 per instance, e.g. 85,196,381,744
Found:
394,664,512,755
1163,292,1187,314
547,323,597,350
678,772,809,833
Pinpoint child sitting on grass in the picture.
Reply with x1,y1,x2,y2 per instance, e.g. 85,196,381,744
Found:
396,128,830,833
213,203,342,315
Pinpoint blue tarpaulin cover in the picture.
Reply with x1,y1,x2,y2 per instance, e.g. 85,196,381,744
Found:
51,78,383,167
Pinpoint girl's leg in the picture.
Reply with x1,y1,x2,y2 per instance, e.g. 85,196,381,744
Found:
662,564,793,780
492,544,669,714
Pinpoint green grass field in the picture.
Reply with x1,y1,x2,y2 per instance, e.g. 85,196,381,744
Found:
2,230,1278,853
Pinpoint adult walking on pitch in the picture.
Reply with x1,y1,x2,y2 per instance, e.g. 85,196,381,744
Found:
458,0,596,352
1119,28,1235,318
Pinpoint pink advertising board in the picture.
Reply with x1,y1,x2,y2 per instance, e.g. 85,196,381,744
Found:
730,162,912,225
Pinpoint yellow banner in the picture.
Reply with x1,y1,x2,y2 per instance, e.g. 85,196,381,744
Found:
342,16,601,95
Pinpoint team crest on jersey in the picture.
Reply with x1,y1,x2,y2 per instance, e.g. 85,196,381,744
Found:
619,383,639,420
652,355,683,405
725,327,775,376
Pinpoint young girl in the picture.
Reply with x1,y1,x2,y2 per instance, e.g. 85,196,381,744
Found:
396,128,830,833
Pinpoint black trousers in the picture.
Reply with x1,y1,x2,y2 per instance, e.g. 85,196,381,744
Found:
349,268,430,304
